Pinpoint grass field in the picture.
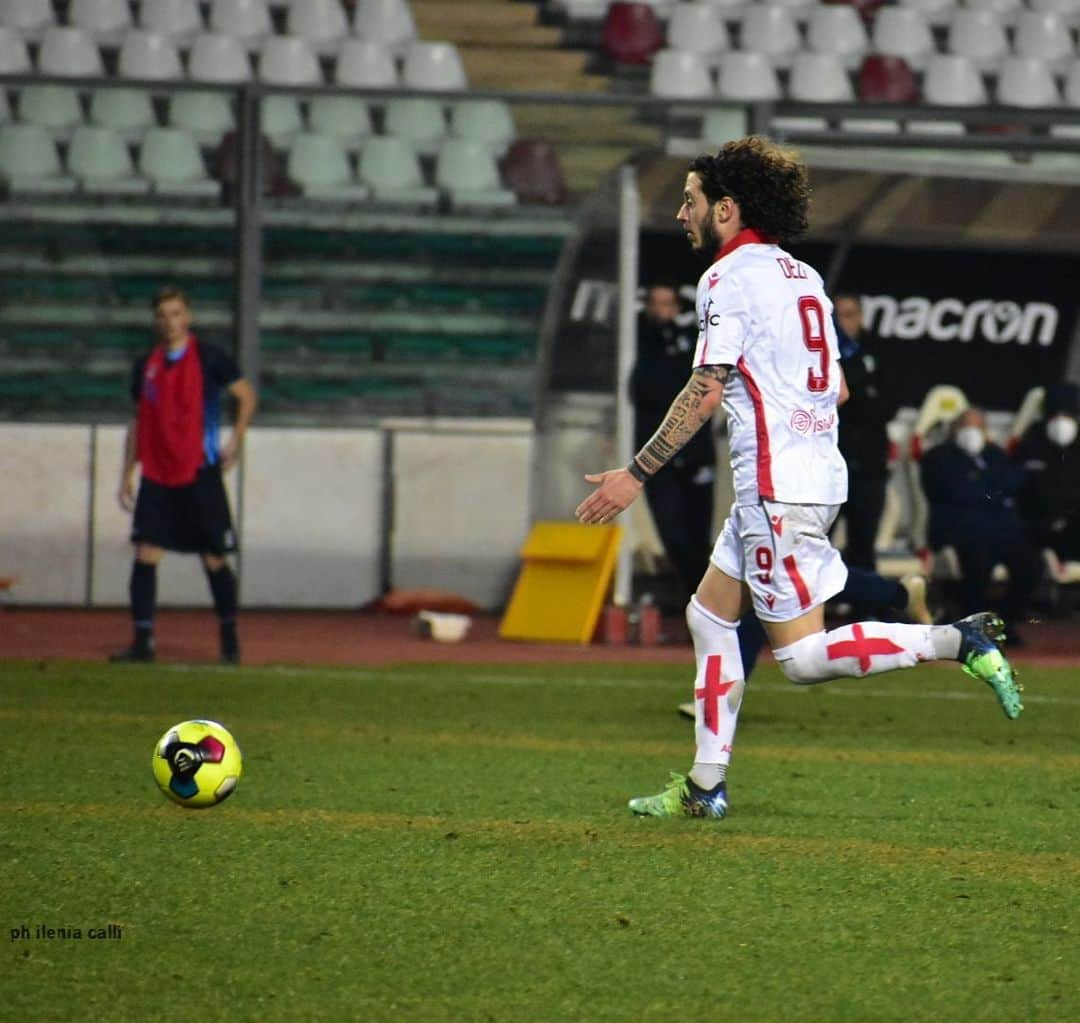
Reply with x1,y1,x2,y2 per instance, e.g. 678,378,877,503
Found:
3,657,1079,1022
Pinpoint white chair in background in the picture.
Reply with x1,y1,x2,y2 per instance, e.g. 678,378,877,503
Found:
286,0,349,56
948,9,1009,70
89,88,156,142
898,0,956,28
649,49,712,98
665,3,730,62
766,0,817,22
739,5,800,67
700,0,749,22
922,53,988,104
209,0,271,50
0,122,76,191
358,135,438,205
38,26,104,76
384,97,446,156
139,0,203,45
308,96,372,152
188,32,252,82
118,30,183,79
1066,60,1080,105
776,53,853,133
68,124,150,195
169,92,235,146
450,100,516,156
806,5,868,69
871,7,935,70
402,41,467,91
436,139,516,210
997,56,1060,106
1013,12,1073,70
69,0,133,47
0,0,55,40
335,38,399,88
17,84,83,140
259,35,322,84
1029,0,1080,27
717,52,781,100
960,0,1023,24
353,0,417,50
0,25,32,73
287,131,370,201
138,126,219,196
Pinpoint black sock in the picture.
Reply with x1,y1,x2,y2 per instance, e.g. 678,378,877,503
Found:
205,564,238,651
130,561,156,649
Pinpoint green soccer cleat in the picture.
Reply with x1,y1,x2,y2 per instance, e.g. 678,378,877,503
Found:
955,612,1024,720
628,772,728,819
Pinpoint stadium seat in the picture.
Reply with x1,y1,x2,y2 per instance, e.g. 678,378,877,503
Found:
118,31,183,80
384,98,446,156
960,0,1022,24
435,139,516,210
260,35,321,84
0,89,8,122
0,122,76,192
262,96,305,147
450,100,516,156
739,6,801,67
287,132,370,202
501,139,568,205
856,55,920,102
666,3,730,62
38,27,103,77
89,88,156,142
717,52,781,100
402,41,467,91
1013,11,1073,69
353,0,417,50
0,26,31,73
947,9,1009,69
1030,0,1080,27
139,0,203,44
357,135,438,206
188,32,252,82
699,0,750,20
870,7,934,70
601,3,665,65
335,38,399,88
138,126,220,197
997,56,1060,107
806,5,869,69
308,96,372,152
169,92,235,146
69,0,132,47
209,0,271,49
286,0,349,56
898,0,956,28
67,124,149,195
1065,60,1080,105
766,0,817,22
788,53,856,101
649,50,712,98
921,53,987,105
699,106,748,144
17,85,83,140
0,0,54,40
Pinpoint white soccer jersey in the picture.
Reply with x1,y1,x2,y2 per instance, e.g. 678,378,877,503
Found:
693,228,848,507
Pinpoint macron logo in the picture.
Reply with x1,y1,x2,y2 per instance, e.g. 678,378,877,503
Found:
708,273,720,289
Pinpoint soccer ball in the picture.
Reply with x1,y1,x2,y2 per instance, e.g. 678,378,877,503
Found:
152,719,242,808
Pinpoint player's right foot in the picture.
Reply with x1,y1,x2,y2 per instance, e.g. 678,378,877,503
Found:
109,643,155,663
628,772,728,818
900,573,933,625
954,612,1023,720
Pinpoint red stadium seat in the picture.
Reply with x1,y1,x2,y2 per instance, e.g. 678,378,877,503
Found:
856,54,919,102
601,2,664,66
501,140,568,205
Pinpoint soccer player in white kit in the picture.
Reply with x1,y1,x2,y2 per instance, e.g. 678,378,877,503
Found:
575,137,1023,819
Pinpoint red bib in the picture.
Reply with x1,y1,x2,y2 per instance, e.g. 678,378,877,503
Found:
137,339,205,486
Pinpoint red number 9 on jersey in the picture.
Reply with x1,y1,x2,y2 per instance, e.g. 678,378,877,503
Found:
798,295,829,393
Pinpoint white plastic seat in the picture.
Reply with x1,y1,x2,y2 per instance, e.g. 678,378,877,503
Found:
739,6,800,67
1030,0,1080,28
69,0,133,46
1013,12,1074,68
188,32,251,82
997,56,1060,106
68,124,149,195
335,38,399,88
898,0,956,28
649,49,712,98
259,35,322,84
38,26,104,77
169,92,235,146
89,88,156,142
960,0,1022,24
140,0,203,43
17,85,83,140
209,0,271,49
286,0,348,56
717,51,781,100
0,25,31,72
308,96,372,151
0,122,76,192
666,3,730,61
358,135,437,205
922,53,987,104
948,9,1008,70
449,100,516,156
287,131,369,201
871,8,935,70
402,41,467,91
262,95,305,147
384,97,446,156
0,0,55,40
118,30,183,79
806,5,868,69
353,0,417,49
788,53,855,101
138,126,219,196
436,139,516,210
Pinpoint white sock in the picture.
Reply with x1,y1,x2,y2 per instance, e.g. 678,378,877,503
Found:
685,597,745,789
773,622,937,685
931,625,962,660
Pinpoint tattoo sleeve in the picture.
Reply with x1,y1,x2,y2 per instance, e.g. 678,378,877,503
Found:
635,365,731,476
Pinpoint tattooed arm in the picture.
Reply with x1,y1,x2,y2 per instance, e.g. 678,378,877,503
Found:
575,365,731,525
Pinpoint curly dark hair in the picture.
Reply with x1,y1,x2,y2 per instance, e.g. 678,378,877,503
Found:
688,136,810,243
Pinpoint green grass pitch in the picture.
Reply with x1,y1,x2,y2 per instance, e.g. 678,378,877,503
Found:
3,658,1078,1022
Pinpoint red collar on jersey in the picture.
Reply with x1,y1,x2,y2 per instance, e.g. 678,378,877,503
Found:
714,227,775,261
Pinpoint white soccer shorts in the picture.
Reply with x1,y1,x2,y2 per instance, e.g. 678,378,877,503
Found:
709,500,848,622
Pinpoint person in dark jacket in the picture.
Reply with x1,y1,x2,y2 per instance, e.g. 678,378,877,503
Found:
920,407,1039,641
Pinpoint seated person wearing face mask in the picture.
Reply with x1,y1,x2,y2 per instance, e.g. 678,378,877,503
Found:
920,407,1040,642
1014,382,1080,566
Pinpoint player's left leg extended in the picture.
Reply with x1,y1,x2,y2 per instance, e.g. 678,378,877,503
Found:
202,553,239,665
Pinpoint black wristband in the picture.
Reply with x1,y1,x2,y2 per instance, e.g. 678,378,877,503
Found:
626,457,650,484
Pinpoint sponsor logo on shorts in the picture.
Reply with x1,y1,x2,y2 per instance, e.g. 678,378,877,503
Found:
789,409,836,435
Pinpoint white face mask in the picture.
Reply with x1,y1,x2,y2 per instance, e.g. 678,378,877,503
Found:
1046,414,1079,448
955,425,986,457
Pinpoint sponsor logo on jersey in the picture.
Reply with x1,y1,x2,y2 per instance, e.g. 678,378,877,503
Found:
789,409,836,435
861,295,1058,346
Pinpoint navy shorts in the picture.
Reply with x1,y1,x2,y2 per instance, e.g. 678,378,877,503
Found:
132,465,237,556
